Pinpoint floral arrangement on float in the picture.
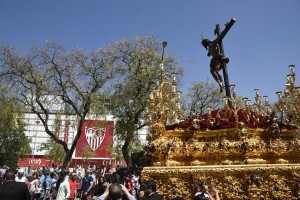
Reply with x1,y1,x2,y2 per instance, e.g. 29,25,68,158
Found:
166,107,297,131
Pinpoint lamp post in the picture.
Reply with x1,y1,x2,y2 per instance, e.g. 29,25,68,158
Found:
32,120,40,168
161,41,168,62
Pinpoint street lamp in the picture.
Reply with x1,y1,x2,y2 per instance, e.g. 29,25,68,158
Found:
161,41,168,61
32,120,40,168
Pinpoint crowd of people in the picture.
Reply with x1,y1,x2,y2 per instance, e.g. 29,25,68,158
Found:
0,164,220,200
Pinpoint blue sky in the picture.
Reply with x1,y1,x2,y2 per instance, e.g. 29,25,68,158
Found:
1,0,300,103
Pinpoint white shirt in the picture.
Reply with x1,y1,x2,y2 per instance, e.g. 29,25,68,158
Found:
91,173,96,182
56,179,70,200
15,176,26,182
132,175,140,189
30,179,39,192
24,167,29,176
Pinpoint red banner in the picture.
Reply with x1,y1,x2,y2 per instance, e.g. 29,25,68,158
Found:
75,120,114,158
18,158,59,168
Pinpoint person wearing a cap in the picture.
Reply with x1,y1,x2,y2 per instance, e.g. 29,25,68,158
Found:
15,169,27,183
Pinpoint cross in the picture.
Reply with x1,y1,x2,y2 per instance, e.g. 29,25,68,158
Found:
202,17,236,107
214,17,236,102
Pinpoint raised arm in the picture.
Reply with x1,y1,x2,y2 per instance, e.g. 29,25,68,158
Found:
121,184,137,200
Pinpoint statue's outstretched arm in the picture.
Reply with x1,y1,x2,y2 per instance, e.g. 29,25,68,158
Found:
214,17,236,44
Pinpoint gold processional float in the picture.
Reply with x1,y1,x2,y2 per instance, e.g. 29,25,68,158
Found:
141,64,300,199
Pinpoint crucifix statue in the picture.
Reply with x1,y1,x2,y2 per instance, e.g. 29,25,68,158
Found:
201,17,236,100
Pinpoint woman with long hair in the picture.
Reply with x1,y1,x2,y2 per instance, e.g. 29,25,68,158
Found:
29,172,40,200
94,176,106,197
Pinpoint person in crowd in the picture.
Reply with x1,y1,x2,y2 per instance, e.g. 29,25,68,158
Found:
108,168,120,184
94,170,101,185
125,174,134,195
77,165,82,177
100,166,105,174
94,176,106,198
40,169,52,200
144,180,162,200
137,183,146,200
131,171,140,196
26,169,33,183
97,183,136,200
194,182,216,200
102,165,107,174
194,192,210,200
0,165,7,176
50,164,55,173
50,172,58,199
81,169,94,200
39,170,46,185
0,170,30,200
16,168,28,183
68,172,77,200
65,170,70,181
53,165,58,173
24,164,30,177
90,170,96,198
212,188,220,200
56,171,70,200
0,171,3,187
30,172,40,200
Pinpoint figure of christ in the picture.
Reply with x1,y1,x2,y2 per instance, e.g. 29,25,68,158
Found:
201,38,229,93
201,17,236,93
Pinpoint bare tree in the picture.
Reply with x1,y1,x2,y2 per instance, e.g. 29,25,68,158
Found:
0,42,123,168
183,79,223,116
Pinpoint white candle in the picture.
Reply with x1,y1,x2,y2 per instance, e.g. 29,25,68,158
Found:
172,85,176,93
276,91,282,100
160,63,164,70
156,91,160,98
150,92,153,99
177,91,181,100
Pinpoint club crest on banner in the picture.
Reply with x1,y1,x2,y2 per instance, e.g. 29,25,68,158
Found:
85,127,106,151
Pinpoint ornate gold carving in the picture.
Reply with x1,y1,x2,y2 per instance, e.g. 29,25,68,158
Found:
145,128,299,166
143,65,300,199
142,165,300,199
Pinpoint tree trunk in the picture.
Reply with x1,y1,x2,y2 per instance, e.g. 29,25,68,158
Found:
122,137,132,167
62,149,71,169
60,118,85,169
